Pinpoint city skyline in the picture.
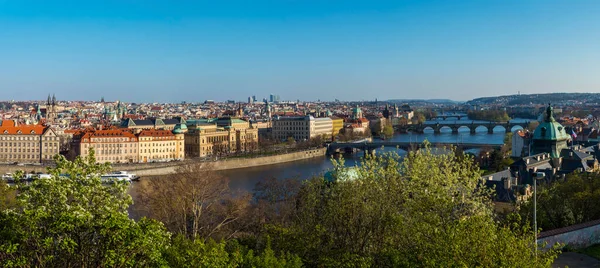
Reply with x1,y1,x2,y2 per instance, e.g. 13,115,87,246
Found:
2,1,600,102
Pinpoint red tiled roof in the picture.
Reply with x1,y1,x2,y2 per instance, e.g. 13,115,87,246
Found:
138,129,175,137
0,120,47,135
80,129,138,141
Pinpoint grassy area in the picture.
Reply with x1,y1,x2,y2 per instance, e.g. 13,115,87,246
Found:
578,244,600,260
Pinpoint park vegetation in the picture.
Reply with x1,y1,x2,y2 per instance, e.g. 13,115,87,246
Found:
519,171,600,232
0,145,560,267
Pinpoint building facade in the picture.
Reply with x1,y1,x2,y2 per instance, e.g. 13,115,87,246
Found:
313,117,333,140
272,116,313,141
74,128,185,163
138,129,184,163
76,129,140,163
0,120,60,164
331,117,344,140
185,118,258,158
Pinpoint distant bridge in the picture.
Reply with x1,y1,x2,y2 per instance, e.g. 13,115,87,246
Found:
327,141,503,156
433,114,467,120
397,120,532,134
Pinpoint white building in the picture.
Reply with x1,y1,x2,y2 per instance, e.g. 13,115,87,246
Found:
272,116,332,141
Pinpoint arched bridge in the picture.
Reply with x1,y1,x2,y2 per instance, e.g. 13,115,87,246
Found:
434,114,467,120
397,121,532,134
327,141,503,156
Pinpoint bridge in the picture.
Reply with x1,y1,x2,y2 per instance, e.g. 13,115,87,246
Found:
327,141,503,156
397,120,532,134
433,114,467,120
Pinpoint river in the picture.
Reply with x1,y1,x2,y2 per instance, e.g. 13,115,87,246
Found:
129,118,529,194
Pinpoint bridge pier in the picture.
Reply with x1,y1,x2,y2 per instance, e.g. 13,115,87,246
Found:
469,126,476,134
451,127,459,134
488,127,494,134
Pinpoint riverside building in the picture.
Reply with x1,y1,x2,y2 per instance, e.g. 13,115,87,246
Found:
0,120,60,164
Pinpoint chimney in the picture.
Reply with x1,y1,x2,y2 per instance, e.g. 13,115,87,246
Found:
526,159,530,164
569,152,573,157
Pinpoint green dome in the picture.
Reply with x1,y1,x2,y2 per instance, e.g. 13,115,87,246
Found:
533,106,569,141
173,123,187,134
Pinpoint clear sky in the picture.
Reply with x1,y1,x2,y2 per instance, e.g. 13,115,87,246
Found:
1,0,600,103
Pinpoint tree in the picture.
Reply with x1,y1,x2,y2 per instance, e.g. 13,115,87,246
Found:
134,162,251,241
528,121,540,132
519,171,600,231
263,144,559,267
0,151,170,267
286,137,296,146
412,112,426,124
0,183,16,210
382,124,394,139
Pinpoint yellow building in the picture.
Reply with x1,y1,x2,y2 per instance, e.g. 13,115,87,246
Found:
185,117,258,157
138,129,184,163
330,117,344,140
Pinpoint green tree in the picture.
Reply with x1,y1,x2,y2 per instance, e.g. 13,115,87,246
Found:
0,151,170,267
0,183,16,210
265,144,559,267
163,235,302,268
382,124,394,139
286,137,296,146
519,171,600,231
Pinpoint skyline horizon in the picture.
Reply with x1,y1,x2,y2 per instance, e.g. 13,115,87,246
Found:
1,90,597,104
2,1,600,102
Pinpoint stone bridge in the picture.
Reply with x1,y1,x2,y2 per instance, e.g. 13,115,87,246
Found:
327,141,503,156
397,121,531,134
434,114,466,120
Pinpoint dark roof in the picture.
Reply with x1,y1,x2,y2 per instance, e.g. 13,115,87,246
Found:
538,219,600,238
162,119,179,125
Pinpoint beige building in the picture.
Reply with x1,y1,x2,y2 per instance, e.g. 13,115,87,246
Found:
313,117,333,140
185,117,258,157
138,129,184,163
0,120,59,164
76,129,140,163
73,128,185,164
272,115,332,141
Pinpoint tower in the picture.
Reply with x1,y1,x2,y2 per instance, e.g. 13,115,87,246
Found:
383,104,390,119
531,104,570,158
45,93,57,124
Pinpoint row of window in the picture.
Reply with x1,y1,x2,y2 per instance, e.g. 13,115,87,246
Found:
0,154,54,160
0,136,57,141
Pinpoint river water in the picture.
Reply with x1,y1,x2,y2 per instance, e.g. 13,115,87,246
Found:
214,118,528,192
130,118,529,194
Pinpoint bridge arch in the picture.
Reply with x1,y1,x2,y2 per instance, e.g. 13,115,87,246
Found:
492,125,507,133
439,126,453,133
423,126,435,133
510,125,524,132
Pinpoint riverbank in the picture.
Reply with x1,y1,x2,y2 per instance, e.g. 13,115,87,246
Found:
0,148,327,176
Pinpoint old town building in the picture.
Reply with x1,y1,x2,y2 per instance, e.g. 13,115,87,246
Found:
75,129,139,163
138,129,184,163
185,117,258,157
73,127,185,163
0,120,59,163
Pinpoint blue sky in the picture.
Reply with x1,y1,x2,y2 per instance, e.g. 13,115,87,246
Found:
1,0,600,102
